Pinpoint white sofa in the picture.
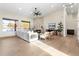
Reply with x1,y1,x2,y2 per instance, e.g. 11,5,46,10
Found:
16,29,38,42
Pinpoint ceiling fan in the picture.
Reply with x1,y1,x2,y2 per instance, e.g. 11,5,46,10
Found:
33,8,41,16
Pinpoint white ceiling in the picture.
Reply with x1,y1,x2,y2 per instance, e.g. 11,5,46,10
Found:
0,3,64,18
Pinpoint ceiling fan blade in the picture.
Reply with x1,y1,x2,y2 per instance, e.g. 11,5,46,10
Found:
32,8,42,16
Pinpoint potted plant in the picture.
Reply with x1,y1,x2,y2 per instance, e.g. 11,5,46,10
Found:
57,22,63,36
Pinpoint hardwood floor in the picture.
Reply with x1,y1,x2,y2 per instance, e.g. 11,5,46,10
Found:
40,35,79,56
0,35,79,56
0,36,50,56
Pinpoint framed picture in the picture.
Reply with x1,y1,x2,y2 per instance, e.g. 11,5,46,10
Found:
48,23,56,29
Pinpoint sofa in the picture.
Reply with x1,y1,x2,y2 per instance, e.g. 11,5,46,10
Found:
16,29,38,42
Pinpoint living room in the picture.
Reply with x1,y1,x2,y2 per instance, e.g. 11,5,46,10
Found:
0,3,79,56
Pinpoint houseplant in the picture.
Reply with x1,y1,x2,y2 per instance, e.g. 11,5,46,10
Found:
57,22,63,36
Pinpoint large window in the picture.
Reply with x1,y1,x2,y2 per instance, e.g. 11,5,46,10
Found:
21,21,30,30
2,20,15,32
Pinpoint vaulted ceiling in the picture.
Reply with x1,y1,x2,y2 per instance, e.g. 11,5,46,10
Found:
0,3,78,18
0,3,63,18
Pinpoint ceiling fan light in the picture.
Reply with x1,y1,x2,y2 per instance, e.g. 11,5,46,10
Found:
33,8,42,16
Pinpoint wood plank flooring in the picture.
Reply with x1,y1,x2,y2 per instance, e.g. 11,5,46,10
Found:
0,35,79,56
0,36,50,56
40,35,79,56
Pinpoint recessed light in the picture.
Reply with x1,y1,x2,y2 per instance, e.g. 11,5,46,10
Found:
69,3,72,5
19,8,22,10
62,4,65,7
70,5,73,8
51,5,54,8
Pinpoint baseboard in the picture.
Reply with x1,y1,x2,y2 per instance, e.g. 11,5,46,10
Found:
0,35,16,39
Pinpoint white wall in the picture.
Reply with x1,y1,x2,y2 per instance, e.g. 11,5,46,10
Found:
0,31,15,37
29,18,33,29
77,9,79,40
44,9,64,30
33,17,44,29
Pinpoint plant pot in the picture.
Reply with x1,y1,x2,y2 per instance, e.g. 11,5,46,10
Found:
58,32,62,36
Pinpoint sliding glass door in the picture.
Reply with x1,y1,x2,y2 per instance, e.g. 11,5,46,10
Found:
2,20,15,32
0,19,18,37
